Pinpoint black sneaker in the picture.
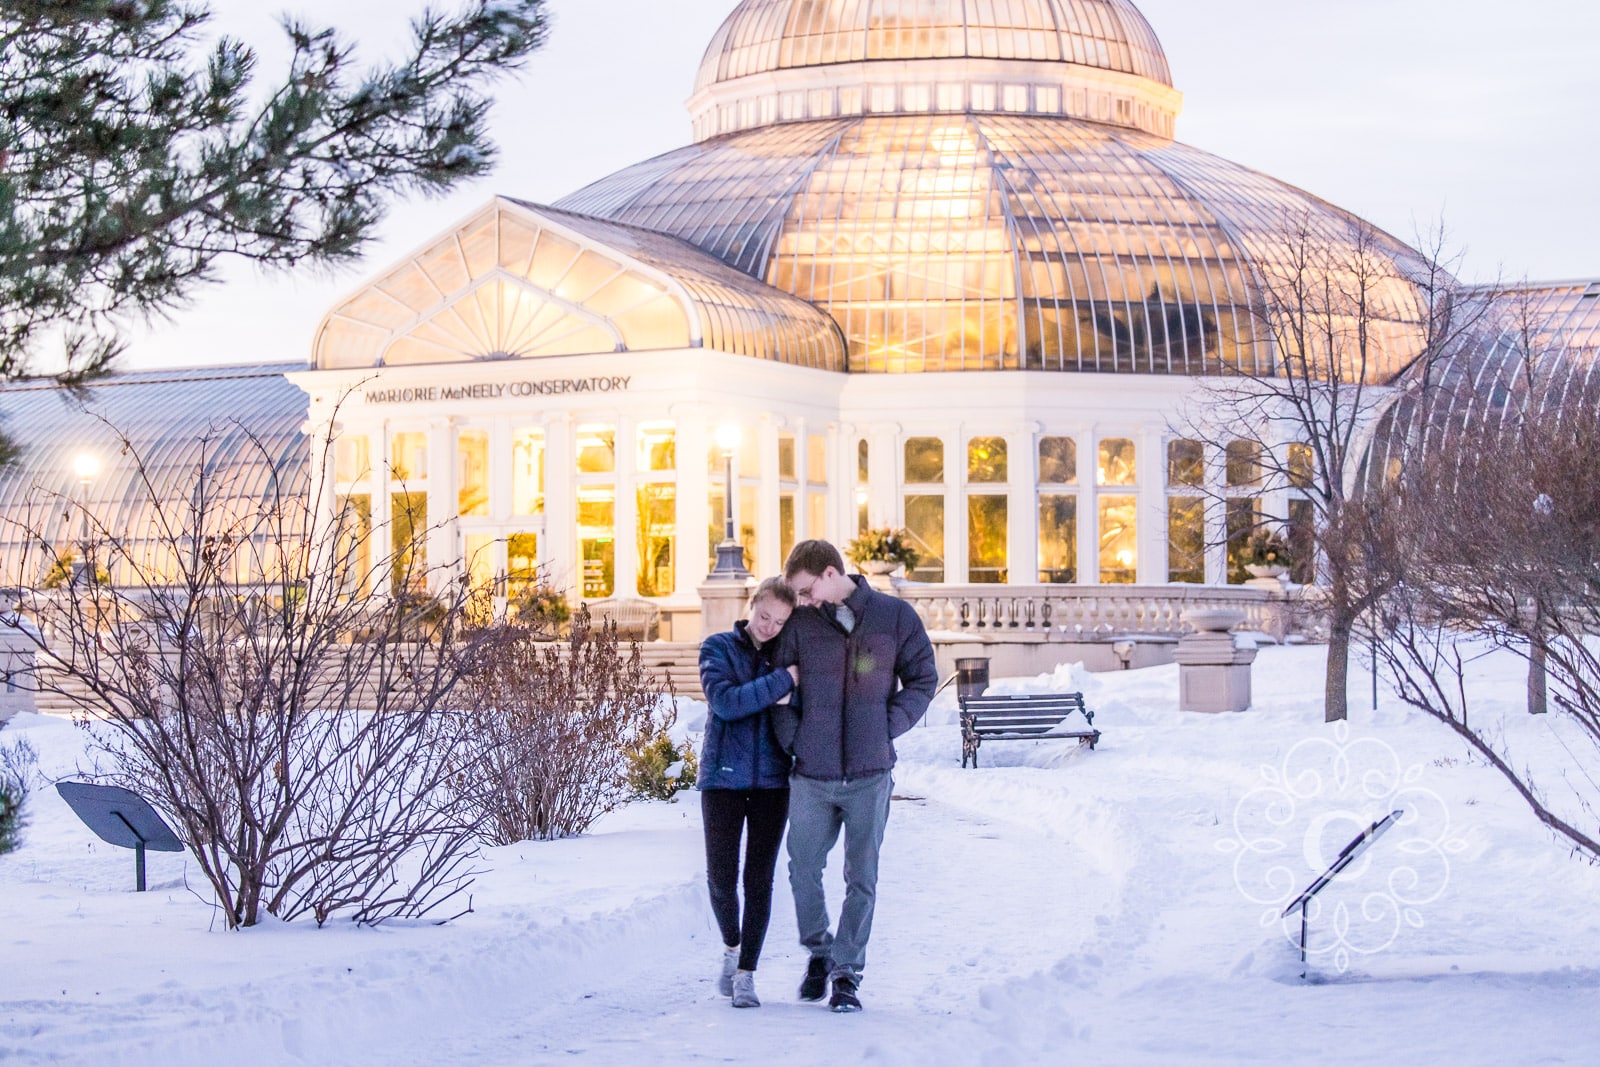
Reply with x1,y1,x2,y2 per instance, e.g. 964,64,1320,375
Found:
828,974,862,1013
798,956,830,1001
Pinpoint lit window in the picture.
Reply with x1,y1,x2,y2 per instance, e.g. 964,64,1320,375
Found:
971,84,997,110
902,85,931,112
389,432,427,483
1098,438,1136,486
334,435,370,483
1098,495,1137,584
1226,440,1261,487
456,429,489,517
1038,495,1076,583
967,436,1007,483
904,494,944,582
636,484,675,597
1039,437,1077,484
637,423,676,472
512,427,545,516
576,425,615,474
1287,442,1315,490
778,434,796,479
935,83,964,111
905,437,944,483
1167,439,1204,488
968,496,1007,584
808,434,828,485
1002,85,1029,112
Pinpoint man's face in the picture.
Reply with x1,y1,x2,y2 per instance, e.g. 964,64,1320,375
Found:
790,565,845,606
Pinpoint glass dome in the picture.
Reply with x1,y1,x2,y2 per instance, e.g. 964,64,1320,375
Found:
696,0,1172,88
559,112,1431,379
688,0,1181,140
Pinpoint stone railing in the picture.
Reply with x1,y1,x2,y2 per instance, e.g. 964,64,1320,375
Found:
891,582,1315,642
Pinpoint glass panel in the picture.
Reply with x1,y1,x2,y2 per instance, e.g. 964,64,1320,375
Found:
576,425,615,474
808,492,827,540
637,423,676,472
1226,497,1258,584
905,437,944,483
457,429,489,517
738,485,760,576
334,435,370,483
389,431,428,482
967,436,1007,483
1227,440,1261,487
808,434,827,485
779,492,796,566
464,532,495,591
390,491,427,596
335,493,371,596
577,485,615,598
1098,494,1136,584
506,531,539,597
857,439,869,482
636,484,675,597
707,483,726,572
1097,438,1136,486
1039,436,1076,484
904,493,944,582
1167,496,1205,583
512,427,545,516
1037,494,1076,583
1168,439,1204,488
778,434,796,479
1288,442,1315,490
967,495,1007,583
1288,497,1315,585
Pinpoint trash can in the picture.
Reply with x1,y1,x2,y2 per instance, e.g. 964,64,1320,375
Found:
954,657,990,701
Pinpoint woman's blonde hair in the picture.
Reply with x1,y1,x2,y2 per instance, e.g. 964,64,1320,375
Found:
748,576,796,612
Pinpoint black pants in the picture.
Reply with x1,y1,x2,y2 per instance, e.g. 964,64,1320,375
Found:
701,788,789,972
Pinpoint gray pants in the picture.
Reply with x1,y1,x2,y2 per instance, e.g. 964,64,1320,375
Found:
786,770,893,979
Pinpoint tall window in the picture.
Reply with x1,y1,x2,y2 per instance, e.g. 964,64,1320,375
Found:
456,429,489,517
334,435,370,484
1167,439,1205,583
904,437,944,582
856,439,870,534
390,491,427,596
576,424,615,598
1098,438,1136,583
389,431,427,483
334,493,371,597
636,424,676,597
1038,436,1077,583
1226,439,1261,583
967,436,1007,583
808,434,828,543
512,427,545,517
778,433,797,566
1287,442,1315,584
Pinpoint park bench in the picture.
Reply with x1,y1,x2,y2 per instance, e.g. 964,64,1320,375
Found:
956,691,1100,768
584,597,660,641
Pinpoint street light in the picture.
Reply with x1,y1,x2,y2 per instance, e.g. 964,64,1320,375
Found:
71,453,100,587
709,424,750,579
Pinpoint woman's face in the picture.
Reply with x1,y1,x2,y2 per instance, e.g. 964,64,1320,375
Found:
747,594,793,645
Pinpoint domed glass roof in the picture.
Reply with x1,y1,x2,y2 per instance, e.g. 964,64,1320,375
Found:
558,112,1430,378
687,0,1181,140
695,0,1172,90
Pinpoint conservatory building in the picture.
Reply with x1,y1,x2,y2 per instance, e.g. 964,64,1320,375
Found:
3,0,1497,646
293,0,1431,633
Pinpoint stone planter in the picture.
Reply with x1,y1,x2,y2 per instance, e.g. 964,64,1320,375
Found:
857,559,901,575
1244,564,1288,579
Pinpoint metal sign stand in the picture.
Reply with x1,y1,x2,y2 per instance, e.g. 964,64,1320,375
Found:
55,781,185,891
1281,809,1402,977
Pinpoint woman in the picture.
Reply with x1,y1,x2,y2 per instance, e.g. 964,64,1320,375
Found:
697,577,798,1009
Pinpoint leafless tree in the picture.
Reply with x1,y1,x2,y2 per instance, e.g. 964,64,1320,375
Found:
1362,340,1600,860
2,421,502,927
1180,211,1496,721
450,608,672,843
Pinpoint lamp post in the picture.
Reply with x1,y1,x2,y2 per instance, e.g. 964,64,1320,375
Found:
71,453,99,587
709,424,750,579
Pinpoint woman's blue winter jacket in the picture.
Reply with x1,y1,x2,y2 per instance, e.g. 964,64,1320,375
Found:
697,621,795,791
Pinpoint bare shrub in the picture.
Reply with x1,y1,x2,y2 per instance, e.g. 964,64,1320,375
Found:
451,608,671,843
4,420,499,927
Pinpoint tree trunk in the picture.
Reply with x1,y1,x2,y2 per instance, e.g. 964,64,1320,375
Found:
1325,626,1350,722
1528,638,1548,715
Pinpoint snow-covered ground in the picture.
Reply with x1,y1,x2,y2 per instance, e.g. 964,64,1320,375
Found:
4,645,1599,1065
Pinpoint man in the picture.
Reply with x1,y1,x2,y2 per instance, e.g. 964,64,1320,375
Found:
770,539,937,1013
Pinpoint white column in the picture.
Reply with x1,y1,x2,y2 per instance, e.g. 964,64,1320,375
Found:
674,412,712,600
1008,424,1038,585
757,414,780,577
613,414,639,598
426,417,457,592
1137,423,1166,584
868,424,898,531
1078,429,1098,585
544,415,576,596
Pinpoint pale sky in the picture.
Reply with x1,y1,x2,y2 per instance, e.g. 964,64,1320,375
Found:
113,0,1600,370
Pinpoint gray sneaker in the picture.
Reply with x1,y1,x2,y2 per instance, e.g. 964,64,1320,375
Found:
718,950,738,997
731,969,760,1008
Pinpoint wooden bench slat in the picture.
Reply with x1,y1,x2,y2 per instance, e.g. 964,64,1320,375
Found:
957,690,1099,767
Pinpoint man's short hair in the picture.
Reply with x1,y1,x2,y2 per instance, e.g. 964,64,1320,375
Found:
784,539,844,581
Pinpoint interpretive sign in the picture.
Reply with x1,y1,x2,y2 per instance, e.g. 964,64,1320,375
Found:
56,781,184,892
1281,809,1402,976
